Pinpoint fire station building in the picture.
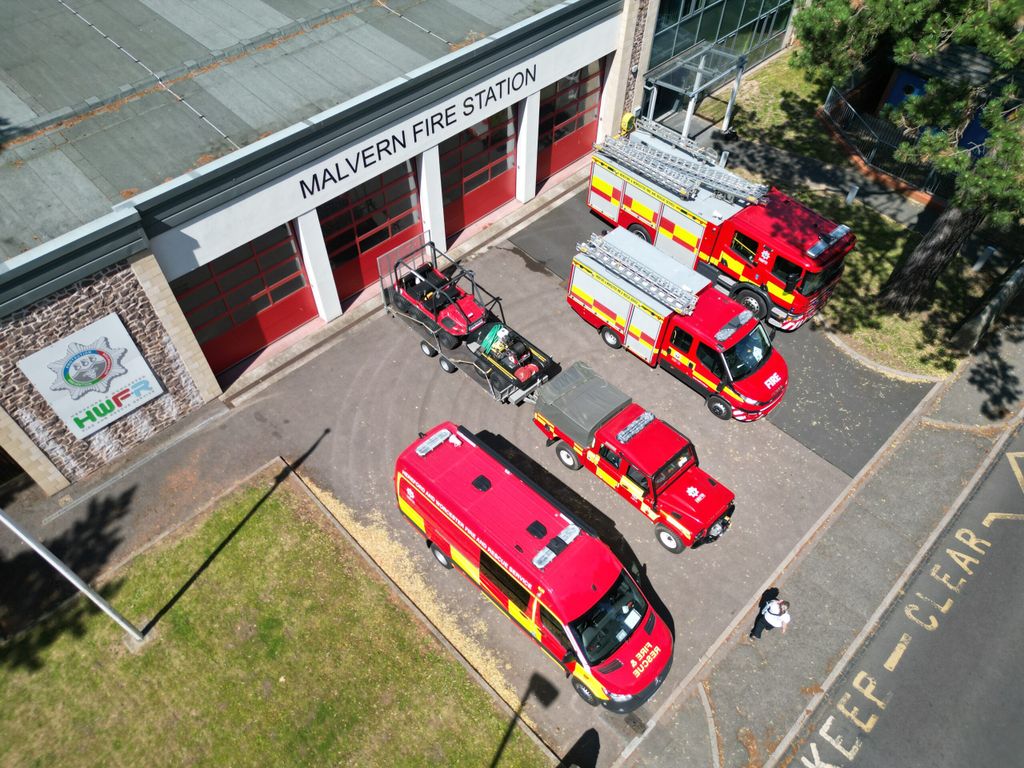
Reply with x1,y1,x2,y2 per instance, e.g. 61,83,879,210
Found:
0,0,794,496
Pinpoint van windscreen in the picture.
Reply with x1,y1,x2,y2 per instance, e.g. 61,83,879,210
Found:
569,570,648,664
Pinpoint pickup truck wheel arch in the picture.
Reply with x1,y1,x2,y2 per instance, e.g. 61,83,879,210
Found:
555,441,582,470
654,524,685,554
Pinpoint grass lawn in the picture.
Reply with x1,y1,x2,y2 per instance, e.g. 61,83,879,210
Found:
698,49,849,168
790,190,996,377
0,473,546,768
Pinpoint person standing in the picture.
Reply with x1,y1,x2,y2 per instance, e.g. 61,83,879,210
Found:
749,597,791,640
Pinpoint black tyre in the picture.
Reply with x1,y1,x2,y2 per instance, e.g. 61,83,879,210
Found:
419,340,439,358
555,441,582,471
706,394,731,421
429,543,453,569
734,288,769,320
627,223,652,243
438,330,461,350
600,327,622,349
571,678,600,707
654,524,684,554
439,357,458,374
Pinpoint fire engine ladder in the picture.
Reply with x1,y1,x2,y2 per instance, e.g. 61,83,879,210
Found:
633,116,718,164
579,234,699,316
602,134,769,204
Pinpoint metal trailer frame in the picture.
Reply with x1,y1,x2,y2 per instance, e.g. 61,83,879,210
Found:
378,238,556,405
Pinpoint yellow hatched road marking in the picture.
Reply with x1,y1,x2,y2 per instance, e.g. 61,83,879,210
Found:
1008,452,1024,495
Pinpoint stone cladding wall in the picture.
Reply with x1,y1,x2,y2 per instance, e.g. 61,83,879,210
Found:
0,261,203,482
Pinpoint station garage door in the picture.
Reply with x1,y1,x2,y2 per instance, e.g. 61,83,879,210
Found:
171,223,318,374
317,161,423,300
440,106,517,241
537,60,605,185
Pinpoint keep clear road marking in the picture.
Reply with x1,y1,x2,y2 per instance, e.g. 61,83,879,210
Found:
791,450,1024,768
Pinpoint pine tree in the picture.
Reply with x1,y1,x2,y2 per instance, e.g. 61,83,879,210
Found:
792,0,1024,314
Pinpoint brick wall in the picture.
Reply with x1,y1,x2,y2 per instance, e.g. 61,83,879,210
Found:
0,260,204,483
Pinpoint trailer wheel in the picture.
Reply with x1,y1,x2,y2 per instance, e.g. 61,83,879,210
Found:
420,340,439,358
706,395,732,421
627,223,652,243
429,543,453,569
438,330,461,350
439,357,459,374
600,327,622,349
555,441,582,471
654,524,685,554
571,678,600,707
734,288,769,320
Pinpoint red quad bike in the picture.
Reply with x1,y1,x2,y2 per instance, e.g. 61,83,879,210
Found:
384,244,493,350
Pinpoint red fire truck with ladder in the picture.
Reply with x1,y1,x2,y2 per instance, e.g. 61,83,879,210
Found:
534,362,735,552
568,227,788,421
379,238,556,405
395,422,673,711
588,116,856,330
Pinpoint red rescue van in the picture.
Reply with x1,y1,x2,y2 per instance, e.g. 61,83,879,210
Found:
395,422,673,712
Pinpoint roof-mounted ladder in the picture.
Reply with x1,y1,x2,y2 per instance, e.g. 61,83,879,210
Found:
600,132,769,205
634,116,718,164
577,234,699,316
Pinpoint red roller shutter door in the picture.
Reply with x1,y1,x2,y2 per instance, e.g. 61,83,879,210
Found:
171,224,318,373
537,61,605,184
440,107,517,240
317,162,423,300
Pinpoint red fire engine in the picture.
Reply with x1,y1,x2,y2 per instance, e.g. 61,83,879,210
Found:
395,422,673,711
568,228,788,421
533,362,735,552
588,116,856,330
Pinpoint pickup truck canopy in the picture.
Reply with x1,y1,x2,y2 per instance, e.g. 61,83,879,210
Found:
535,361,631,448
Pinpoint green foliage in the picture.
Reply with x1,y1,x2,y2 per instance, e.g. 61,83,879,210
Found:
0,479,545,768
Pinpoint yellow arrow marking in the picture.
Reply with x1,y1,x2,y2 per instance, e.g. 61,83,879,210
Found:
983,512,1024,527
1008,452,1024,495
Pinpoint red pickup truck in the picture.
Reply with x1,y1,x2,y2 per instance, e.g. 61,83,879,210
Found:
533,362,735,553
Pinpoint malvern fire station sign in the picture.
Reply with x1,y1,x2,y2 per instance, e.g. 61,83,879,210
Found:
17,314,164,439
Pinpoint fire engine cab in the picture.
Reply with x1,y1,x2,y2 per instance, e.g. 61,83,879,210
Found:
588,116,856,330
534,362,735,552
568,228,788,421
395,422,673,712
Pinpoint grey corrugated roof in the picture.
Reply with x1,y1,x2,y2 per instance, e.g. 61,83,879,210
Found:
0,0,566,261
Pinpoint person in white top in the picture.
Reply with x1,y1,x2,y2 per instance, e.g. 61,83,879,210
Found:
749,599,791,639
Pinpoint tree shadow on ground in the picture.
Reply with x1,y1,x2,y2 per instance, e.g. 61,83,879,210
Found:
958,293,1024,420
0,487,135,669
475,431,674,638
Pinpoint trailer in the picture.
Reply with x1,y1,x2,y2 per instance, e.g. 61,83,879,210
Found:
378,238,557,405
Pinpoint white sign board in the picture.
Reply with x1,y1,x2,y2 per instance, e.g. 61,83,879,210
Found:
17,313,165,439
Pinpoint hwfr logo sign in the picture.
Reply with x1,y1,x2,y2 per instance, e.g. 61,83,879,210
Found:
17,313,164,439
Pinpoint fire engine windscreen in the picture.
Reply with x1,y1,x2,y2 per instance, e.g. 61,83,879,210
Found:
652,446,695,490
722,324,772,381
570,570,648,664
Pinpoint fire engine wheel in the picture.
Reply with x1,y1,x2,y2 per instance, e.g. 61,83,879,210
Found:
438,330,461,350
419,340,439,358
654,524,685,554
627,223,652,243
555,441,582,471
429,543,453,569
734,288,769,320
439,357,459,374
571,678,601,707
600,327,622,349
706,395,732,421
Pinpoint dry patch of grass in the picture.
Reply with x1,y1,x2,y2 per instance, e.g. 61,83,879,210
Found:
0,474,545,768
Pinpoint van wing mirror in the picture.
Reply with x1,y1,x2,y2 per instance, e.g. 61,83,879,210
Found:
785,274,800,293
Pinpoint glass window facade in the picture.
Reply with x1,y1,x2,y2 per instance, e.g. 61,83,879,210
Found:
651,0,794,68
